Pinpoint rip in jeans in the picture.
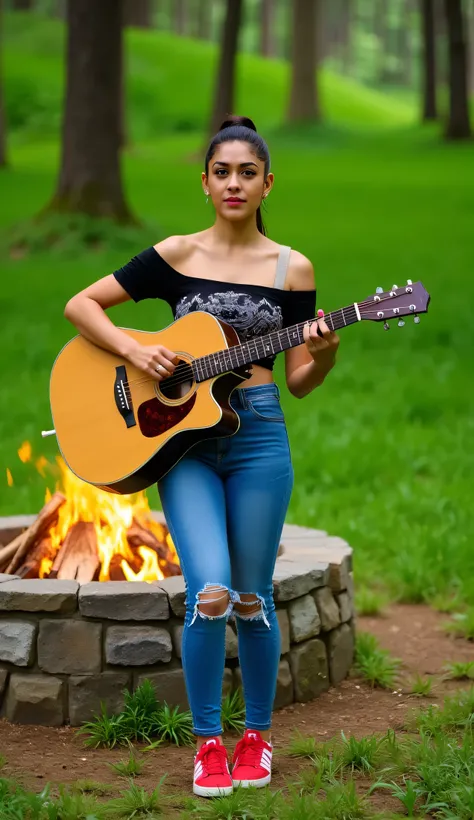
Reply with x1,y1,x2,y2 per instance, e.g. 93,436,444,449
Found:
189,583,234,627
189,583,270,629
234,591,270,629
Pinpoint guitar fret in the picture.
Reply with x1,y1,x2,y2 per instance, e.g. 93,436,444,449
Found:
193,302,359,382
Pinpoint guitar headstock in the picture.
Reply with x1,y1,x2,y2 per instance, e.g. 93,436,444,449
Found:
358,281,430,329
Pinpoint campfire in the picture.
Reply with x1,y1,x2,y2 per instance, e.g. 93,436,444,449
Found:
1,442,180,583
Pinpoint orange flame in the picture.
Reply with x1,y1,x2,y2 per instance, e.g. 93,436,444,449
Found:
18,441,32,463
12,443,179,582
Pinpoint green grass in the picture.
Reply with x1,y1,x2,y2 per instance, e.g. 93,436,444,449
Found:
442,661,474,681
108,745,145,778
104,777,167,817
354,586,388,617
76,681,195,749
1,14,474,617
408,674,434,698
443,609,474,641
220,688,246,733
354,632,402,689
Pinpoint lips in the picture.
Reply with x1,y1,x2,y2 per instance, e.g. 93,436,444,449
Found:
225,198,245,202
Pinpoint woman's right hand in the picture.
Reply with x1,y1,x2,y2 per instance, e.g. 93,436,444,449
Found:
126,342,179,381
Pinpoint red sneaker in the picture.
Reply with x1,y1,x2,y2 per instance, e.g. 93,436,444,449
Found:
193,738,233,798
232,729,272,788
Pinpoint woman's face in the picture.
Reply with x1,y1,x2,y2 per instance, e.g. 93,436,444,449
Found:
202,140,273,225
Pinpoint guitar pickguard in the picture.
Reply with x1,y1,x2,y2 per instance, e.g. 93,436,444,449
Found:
137,393,197,438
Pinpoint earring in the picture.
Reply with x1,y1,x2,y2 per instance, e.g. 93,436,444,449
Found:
205,191,209,204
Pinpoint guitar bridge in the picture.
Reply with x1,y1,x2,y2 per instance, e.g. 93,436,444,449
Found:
114,365,136,429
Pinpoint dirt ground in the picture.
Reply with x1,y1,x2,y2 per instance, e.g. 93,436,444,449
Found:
1,604,473,815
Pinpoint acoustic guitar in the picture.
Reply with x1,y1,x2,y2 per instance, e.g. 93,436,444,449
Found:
47,281,430,494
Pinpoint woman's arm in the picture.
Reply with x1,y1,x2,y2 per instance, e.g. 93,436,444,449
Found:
64,274,178,381
64,275,140,359
284,253,339,399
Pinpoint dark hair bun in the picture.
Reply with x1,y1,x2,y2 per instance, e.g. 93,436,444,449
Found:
219,115,257,132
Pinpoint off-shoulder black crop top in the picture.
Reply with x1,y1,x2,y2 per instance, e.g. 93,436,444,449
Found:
113,246,317,372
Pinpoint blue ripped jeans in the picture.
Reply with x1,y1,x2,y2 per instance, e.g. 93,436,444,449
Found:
157,383,294,737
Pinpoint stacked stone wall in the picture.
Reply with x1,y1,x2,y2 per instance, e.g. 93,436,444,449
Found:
0,519,355,726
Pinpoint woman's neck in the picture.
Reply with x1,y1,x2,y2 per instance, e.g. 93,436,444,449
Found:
208,213,263,250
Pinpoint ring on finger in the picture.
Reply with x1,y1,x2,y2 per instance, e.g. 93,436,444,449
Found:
155,364,165,373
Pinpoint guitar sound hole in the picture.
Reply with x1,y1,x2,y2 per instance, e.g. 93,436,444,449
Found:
159,358,195,401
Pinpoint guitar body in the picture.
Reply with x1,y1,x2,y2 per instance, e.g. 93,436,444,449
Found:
50,312,251,494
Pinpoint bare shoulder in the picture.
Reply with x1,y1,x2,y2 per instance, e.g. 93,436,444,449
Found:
153,235,193,268
287,249,316,291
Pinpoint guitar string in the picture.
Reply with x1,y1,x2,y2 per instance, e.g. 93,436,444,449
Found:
124,291,417,392
125,305,361,390
126,304,407,393
125,314,403,394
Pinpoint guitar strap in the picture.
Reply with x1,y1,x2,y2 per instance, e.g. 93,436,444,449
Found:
273,245,292,289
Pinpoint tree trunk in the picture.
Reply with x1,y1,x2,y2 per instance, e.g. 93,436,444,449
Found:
124,0,152,28
444,0,472,139
397,0,414,85
434,0,448,85
195,0,212,39
374,0,388,83
318,0,332,61
52,0,66,18
173,0,187,34
260,0,276,57
287,0,321,122
209,0,243,137
421,0,438,119
468,0,474,95
49,0,133,221
119,1,128,149
340,0,353,73
12,0,33,8
0,0,6,169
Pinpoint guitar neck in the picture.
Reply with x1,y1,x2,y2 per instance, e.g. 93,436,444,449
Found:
193,302,360,382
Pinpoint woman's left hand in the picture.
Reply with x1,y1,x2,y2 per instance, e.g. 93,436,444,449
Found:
303,309,340,372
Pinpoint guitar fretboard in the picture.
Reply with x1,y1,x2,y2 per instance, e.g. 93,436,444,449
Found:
192,303,360,382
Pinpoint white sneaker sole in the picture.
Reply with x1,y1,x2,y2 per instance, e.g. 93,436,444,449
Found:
193,783,234,798
232,773,271,788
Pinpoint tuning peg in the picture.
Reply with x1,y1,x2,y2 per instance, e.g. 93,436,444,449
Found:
376,287,383,293
392,284,398,290
398,319,405,327
414,315,420,324
383,322,390,331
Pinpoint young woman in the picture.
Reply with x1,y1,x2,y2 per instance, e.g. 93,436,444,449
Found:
64,116,339,798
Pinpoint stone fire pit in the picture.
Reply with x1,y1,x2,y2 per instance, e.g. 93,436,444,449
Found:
0,513,355,727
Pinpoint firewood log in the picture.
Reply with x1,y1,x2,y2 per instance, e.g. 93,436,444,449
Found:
16,536,56,579
50,520,99,582
127,518,174,563
0,532,27,569
5,493,66,575
164,562,182,577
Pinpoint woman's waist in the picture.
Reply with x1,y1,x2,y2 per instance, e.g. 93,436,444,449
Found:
230,380,280,408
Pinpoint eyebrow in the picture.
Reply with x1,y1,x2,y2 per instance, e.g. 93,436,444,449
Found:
212,161,258,168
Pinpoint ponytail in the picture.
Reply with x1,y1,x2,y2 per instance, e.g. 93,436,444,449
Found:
256,206,266,236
